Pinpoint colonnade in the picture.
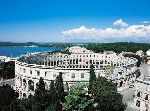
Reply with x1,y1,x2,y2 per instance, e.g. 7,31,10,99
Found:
15,50,137,98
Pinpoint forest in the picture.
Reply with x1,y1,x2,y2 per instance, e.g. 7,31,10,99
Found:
84,42,150,53
0,61,15,80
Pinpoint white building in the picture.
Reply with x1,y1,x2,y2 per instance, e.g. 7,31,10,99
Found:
134,64,150,111
146,49,150,56
14,46,138,98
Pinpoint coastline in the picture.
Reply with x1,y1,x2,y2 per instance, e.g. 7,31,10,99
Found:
0,46,64,58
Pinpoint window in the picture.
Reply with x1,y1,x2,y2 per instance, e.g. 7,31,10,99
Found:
23,68,26,73
137,92,140,97
81,73,84,78
136,100,140,107
37,71,40,76
145,95,148,100
30,70,32,75
72,73,75,78
45,72,47,77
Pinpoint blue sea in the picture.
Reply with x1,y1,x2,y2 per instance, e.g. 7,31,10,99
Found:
0,46,63,57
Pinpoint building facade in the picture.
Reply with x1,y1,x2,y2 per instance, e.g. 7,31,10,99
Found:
134,64,150,111
14,46,138,98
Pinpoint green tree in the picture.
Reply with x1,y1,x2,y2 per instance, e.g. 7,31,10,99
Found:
46,80,59,111
32,77,48,111
89,64,96,94
16,94,34,111
0,61,15,79
0,84,18,111
45,73,65,111
63,82,92,111
10,99,23,111
55,72,65,103
92,77,126,111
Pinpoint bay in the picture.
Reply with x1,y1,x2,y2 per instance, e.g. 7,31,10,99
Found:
0,46,63,57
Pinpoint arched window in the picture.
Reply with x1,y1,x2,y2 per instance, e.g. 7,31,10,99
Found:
136,100,140,107
145,95,148,100
23,93,27,98
120,81,123,87
28,80,34,91
137,92,140,97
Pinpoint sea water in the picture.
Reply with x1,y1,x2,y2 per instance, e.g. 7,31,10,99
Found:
0,46,63,57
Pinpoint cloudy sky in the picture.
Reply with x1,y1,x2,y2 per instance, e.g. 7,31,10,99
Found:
0,0,150,43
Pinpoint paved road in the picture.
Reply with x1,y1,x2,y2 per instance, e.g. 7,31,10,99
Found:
0,79,15,86
119,85,137,111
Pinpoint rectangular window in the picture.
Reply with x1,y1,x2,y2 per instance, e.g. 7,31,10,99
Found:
45,72,47,77
72,73,75,78
37,71,40,76
30,70,32,74
81,73,84,78
145,95,148,100
23,68,26,73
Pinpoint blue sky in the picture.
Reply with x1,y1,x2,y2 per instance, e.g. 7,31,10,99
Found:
0,0,150,43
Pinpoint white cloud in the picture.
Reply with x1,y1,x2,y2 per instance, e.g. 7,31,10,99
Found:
140,21,149,24
62,25,150,42
113,19,129,27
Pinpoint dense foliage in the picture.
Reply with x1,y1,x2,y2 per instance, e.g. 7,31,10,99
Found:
85,42,150,53
63,82,92,111
0,84,18,111
92,77,126,111
0,61,15,79
0,42,77,48
88,64,96,94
